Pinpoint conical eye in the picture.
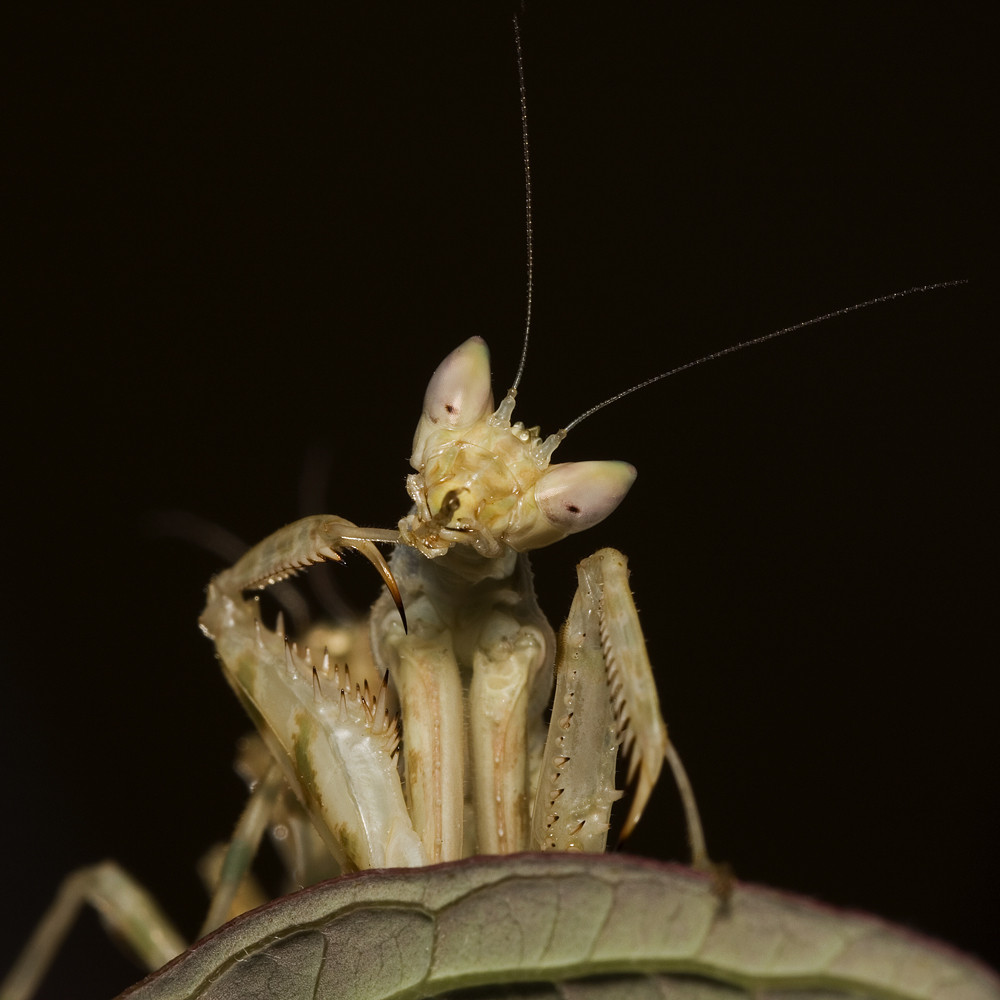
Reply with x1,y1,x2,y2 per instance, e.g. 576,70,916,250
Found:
411,337,494,468
421,337,493,431
535,461,637,534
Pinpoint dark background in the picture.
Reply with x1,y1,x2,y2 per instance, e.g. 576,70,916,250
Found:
3,6,995,997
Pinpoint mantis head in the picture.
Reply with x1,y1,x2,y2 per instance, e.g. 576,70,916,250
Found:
399,337,635,559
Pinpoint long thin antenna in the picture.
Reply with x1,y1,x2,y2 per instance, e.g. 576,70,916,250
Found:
563,280,967,434
509,13,533,394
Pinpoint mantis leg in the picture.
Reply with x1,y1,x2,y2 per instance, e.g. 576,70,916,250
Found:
201,515,425,871
376,594,465,864
227,734,341,894
196,759,285,938
1,863,186,1000
204,514,403,624
2,752,327,1000
533,548,711,867
469,611,548,853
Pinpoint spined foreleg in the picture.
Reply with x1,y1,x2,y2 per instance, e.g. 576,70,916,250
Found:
533,548,711,867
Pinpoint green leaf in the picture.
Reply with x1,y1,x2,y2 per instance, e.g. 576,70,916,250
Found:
119,854,999,1000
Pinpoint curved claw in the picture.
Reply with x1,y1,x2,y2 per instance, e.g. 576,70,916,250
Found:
339,530,407,634
213,515,406,632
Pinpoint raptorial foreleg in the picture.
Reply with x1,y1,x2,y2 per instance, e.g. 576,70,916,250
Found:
200,515,425,871
205,514,404,625
533,548,711,867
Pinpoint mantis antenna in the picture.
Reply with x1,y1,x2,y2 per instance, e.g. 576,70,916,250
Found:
563,279,968,434
509,13,533,396
504,19,965,438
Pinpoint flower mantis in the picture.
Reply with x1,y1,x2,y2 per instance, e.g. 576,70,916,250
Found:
2,8,991,999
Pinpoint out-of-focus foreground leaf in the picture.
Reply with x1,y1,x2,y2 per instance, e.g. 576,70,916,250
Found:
119,854,999,1000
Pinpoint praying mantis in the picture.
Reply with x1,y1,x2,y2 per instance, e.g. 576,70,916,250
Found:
2,8,993,998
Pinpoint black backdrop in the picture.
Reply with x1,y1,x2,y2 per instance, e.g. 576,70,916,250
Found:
3,7,995,996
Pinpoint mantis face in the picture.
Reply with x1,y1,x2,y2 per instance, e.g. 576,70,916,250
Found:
401,336,636,558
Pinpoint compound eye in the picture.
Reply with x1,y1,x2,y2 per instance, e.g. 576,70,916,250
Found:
535,461,636,534
421,337,494,431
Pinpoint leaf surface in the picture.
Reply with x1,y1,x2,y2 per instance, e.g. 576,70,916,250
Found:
119,855,1000,1000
